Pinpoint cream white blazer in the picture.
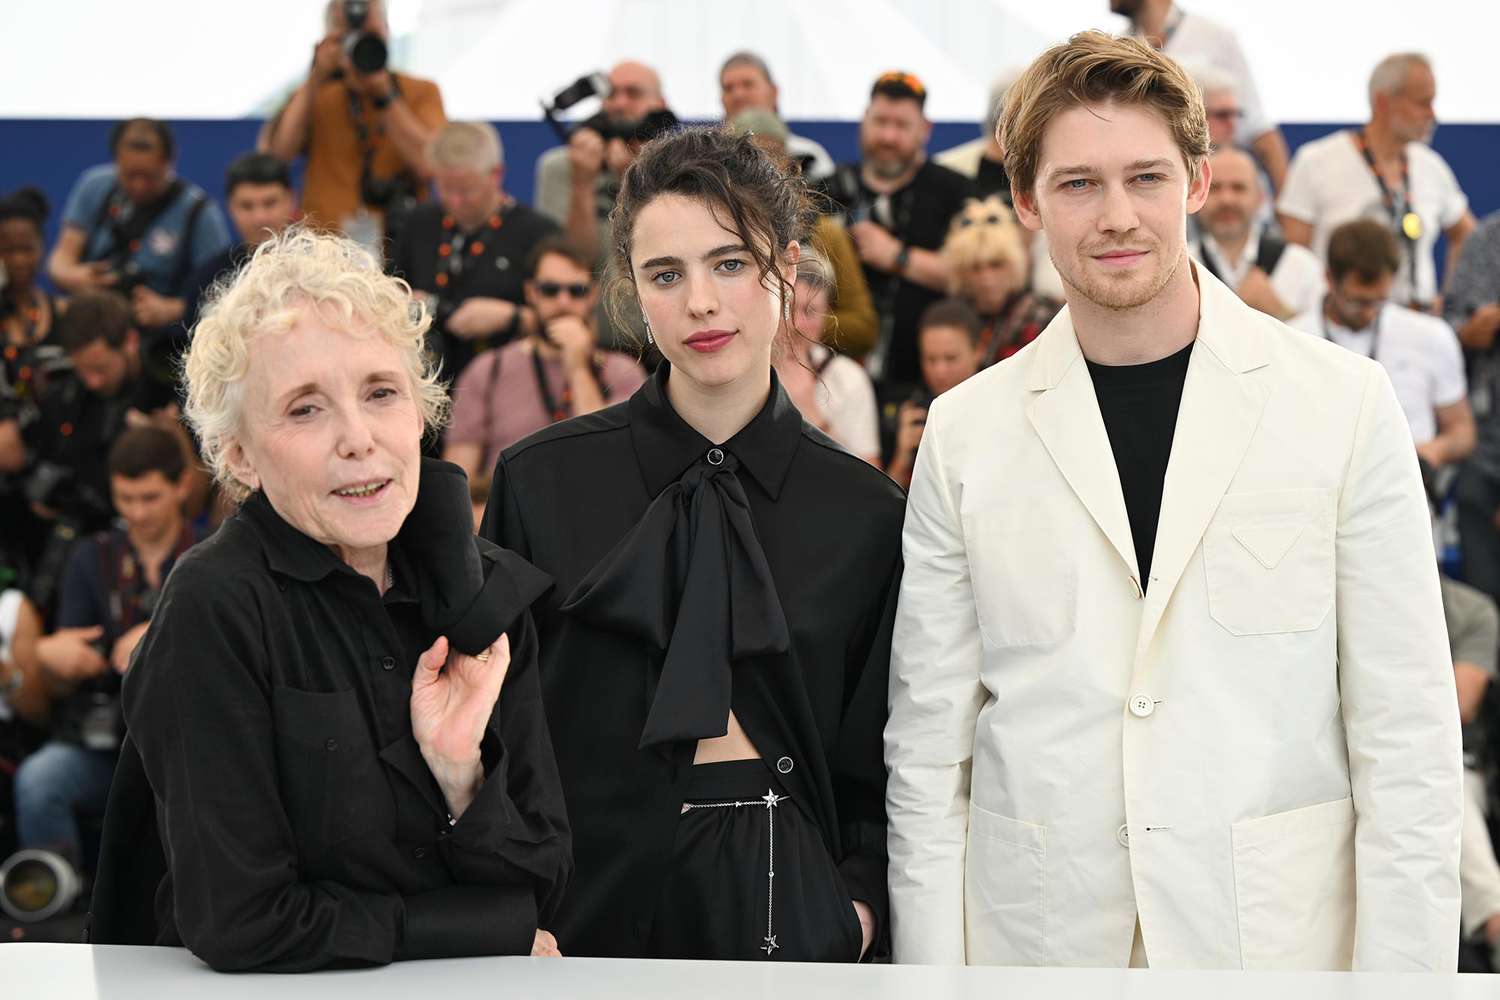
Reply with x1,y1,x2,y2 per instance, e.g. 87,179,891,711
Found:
886,265,1462,971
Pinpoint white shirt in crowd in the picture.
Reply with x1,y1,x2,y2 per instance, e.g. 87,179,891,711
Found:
808,343,880,461
1158,8,1273,146
1278,132,1469,305
1288,302,1466,445
1191,228,1325,320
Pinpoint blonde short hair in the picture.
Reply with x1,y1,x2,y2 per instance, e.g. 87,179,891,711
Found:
942,196,1028,294
998,30,1210,199
428,121,504,173
183,226,448,502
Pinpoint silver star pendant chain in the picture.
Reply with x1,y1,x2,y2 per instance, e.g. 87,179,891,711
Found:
681,788,786,956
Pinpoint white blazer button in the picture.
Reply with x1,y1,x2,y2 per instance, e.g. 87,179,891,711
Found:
1116,824,1130,847
1128,695,1155,718
776,756,794,774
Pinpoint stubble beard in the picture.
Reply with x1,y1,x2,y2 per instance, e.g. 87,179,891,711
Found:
1055,241,1181,312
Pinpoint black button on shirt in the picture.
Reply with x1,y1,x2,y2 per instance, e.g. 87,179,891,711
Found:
481,363,905,958
1086,342,1195,588
121,485,570,972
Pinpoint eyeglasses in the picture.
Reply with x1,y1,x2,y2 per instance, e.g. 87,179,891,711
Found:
534,281,591,299
1207,108,1243,121
874,71,927,99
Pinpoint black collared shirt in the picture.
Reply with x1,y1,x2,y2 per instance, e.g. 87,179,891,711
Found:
481,364,905,958
121,483,570,972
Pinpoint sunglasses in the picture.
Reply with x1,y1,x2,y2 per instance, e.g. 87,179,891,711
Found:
534,281,591,299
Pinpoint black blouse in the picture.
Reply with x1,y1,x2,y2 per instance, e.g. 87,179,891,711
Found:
480,364,905,958
120,460,570,972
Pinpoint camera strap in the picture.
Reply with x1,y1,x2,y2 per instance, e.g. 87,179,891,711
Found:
345,75,404,177
92,178,186,262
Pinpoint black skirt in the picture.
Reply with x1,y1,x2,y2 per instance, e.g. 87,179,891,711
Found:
647,759,865,962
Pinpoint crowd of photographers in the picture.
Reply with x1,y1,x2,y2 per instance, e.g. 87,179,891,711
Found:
2,0,1500,969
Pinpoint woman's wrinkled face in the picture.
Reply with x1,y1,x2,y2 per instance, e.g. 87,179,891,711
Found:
631,193,796,392
227,306,424,560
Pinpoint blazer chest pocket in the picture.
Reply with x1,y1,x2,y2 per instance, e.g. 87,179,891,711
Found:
1203,489,1334,636
272,686,389,860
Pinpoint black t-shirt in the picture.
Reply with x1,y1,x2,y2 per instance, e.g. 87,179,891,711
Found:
833,160,972,390
1086,342,1194,588
389,200,560,378
973,155,1014,207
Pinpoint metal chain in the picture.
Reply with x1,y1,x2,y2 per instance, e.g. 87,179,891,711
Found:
681,789,784,956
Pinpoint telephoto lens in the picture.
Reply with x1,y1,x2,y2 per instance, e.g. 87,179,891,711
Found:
341,0,387,74
0,849,82,923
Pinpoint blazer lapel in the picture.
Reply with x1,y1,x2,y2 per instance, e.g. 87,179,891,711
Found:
1137,266,1271,651
1026,313,1142,588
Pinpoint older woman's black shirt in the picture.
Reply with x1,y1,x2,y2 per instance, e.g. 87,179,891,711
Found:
480,365,905,958
122,486,570,972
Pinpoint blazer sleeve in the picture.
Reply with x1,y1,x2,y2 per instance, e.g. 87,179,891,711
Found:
1336,361,1464,971
884,399,989,965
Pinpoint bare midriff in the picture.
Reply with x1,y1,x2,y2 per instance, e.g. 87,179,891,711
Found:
692,710,761,764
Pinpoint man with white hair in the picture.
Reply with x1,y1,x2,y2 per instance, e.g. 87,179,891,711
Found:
1191,147,1323,321
389,121,559,381
1279,52,1475,311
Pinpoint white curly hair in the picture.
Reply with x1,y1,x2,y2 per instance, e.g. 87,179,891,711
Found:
182,225,449,502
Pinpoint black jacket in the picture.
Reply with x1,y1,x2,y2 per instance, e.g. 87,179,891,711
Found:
108,459,570,971
481,366,904,958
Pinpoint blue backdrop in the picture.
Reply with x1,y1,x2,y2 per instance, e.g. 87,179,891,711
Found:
2,118,1496,272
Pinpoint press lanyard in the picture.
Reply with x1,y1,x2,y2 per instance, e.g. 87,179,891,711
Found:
1353,130,1421,295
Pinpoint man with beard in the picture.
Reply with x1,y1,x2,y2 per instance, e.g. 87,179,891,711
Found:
1112,0,1289,193
1190,147,1322,321
1279,53,1475,312
827,72,970,392
887,31,1460,970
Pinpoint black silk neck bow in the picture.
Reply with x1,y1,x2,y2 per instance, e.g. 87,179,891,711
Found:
559,450,791,750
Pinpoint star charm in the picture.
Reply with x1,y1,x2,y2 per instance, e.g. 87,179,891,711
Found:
761,934,779,955
762,790,783,809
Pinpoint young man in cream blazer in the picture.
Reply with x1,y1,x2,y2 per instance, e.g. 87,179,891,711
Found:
886,31,1462,972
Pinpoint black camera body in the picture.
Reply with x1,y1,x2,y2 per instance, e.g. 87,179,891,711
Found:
104,254,148,296
576,109,680,145
341,0,387,74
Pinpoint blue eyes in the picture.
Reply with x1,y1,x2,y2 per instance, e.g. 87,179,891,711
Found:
651,259,749,285
1060,175,1165,192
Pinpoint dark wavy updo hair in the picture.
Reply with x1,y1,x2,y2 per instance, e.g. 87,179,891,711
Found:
604,126,816,338
0,187,50,234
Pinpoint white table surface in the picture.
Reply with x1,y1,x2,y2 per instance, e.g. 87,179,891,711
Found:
2,944,1497,1000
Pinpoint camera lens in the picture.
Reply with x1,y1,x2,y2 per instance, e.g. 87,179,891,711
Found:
0,849,81,923
345,33,387,75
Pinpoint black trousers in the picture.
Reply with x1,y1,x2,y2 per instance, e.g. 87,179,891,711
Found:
647,759,864,962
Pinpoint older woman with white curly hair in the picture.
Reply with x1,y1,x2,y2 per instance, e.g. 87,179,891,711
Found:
103,226,570,971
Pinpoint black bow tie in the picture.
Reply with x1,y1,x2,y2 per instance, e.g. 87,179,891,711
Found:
559,450,791,750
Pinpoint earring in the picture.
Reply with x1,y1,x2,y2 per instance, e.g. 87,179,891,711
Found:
782,298,791,322
644,317,654,346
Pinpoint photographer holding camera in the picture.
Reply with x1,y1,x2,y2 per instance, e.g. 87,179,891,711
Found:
389,122,558,382
9,427,198,890
46,119,231,336
535,60,674,262
0,293,206,613
259,0,445,244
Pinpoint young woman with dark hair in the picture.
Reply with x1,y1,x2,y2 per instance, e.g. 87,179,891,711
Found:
0,188,64,397
481,126,903,962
